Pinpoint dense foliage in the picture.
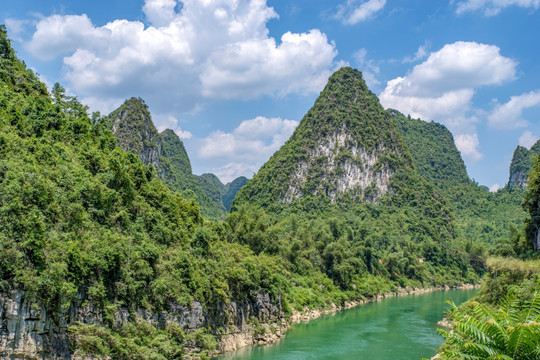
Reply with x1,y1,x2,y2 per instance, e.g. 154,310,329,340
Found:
439,293,540,359
391,110,470,186
392,110,527,258
104,98,246,219
523,153,540,252
436,258,540,359
232,68,480,297
1,29,522,359
0,27,288,358
233,67,414,210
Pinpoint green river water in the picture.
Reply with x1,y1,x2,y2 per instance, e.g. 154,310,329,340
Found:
215,288,477,360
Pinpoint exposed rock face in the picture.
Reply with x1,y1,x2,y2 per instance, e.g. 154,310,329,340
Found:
0,291,70,360
284,131,392,203
0,290,282,359
508,141,540,189
105,98,247,218
509,169,528,189
108,98,163,173
233,67,412,210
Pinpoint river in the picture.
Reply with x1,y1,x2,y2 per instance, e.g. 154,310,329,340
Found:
215,288,477,360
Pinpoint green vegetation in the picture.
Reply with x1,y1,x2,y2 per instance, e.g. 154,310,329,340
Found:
436,258,540,359
391,110,470,186
439,293,540,360
508,140,540,189
232,68,480,295
0,27,284,357
2,26,537,358
104,98,246,218
391,109,527,258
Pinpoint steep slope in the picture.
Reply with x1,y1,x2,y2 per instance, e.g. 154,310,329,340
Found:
231,67,478,295
392,109,526,250
106,99,229,217
235,67,418,210
508,140,540,189
107,97,163,172
222,176,247,210
0,27,288,358
390,110,470,186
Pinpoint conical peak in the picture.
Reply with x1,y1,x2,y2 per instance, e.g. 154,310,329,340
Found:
327,67,368,88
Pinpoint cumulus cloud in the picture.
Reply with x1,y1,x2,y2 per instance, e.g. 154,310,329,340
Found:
455,0,540,16
335,0,387,25
22,0,338,114
156,115,193,139
197,116,298,181
519,130,539,148
455,133,483,161
488,90,540,129
380,41,516,134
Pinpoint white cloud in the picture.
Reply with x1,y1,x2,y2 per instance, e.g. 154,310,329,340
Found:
455,133,483,161
455,0,540,16
353,48,380,88
489,183,501,192
335,0,387,25
212,163,257,183
488,90,540,129
402,42,430,63
4,18,31,41
201,30,338,98
380,41,516,134
197,116,298,181
519,130,539,148
156,115,193,139
143,0,180,27
22,0,338,114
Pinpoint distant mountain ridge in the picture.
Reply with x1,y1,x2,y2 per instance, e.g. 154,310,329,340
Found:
106,98,245,217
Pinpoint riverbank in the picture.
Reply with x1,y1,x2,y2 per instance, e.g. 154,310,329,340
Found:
213,283,479,358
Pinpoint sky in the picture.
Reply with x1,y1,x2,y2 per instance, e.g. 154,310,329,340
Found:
2,0,540,189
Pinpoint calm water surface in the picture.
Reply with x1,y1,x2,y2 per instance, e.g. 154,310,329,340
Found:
215,289,477,360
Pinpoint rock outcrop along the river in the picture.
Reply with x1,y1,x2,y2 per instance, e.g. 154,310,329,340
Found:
0,290,283,359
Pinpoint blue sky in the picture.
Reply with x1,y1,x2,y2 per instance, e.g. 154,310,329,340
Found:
3,0,540,188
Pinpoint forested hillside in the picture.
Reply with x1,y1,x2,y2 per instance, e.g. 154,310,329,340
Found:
0,27,287,358
392,110,527,257
0,27,529,359
105,98,246,218
233,68,478,290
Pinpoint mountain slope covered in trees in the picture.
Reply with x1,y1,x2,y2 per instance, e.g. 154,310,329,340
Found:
391,110,527,256
105,98,245,218
0,27,523,359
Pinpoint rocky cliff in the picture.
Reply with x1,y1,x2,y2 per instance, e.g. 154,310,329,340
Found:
233,67,415,210
107,98,163,174
0,290,283,359
106,100,246,218
507,141,540,189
